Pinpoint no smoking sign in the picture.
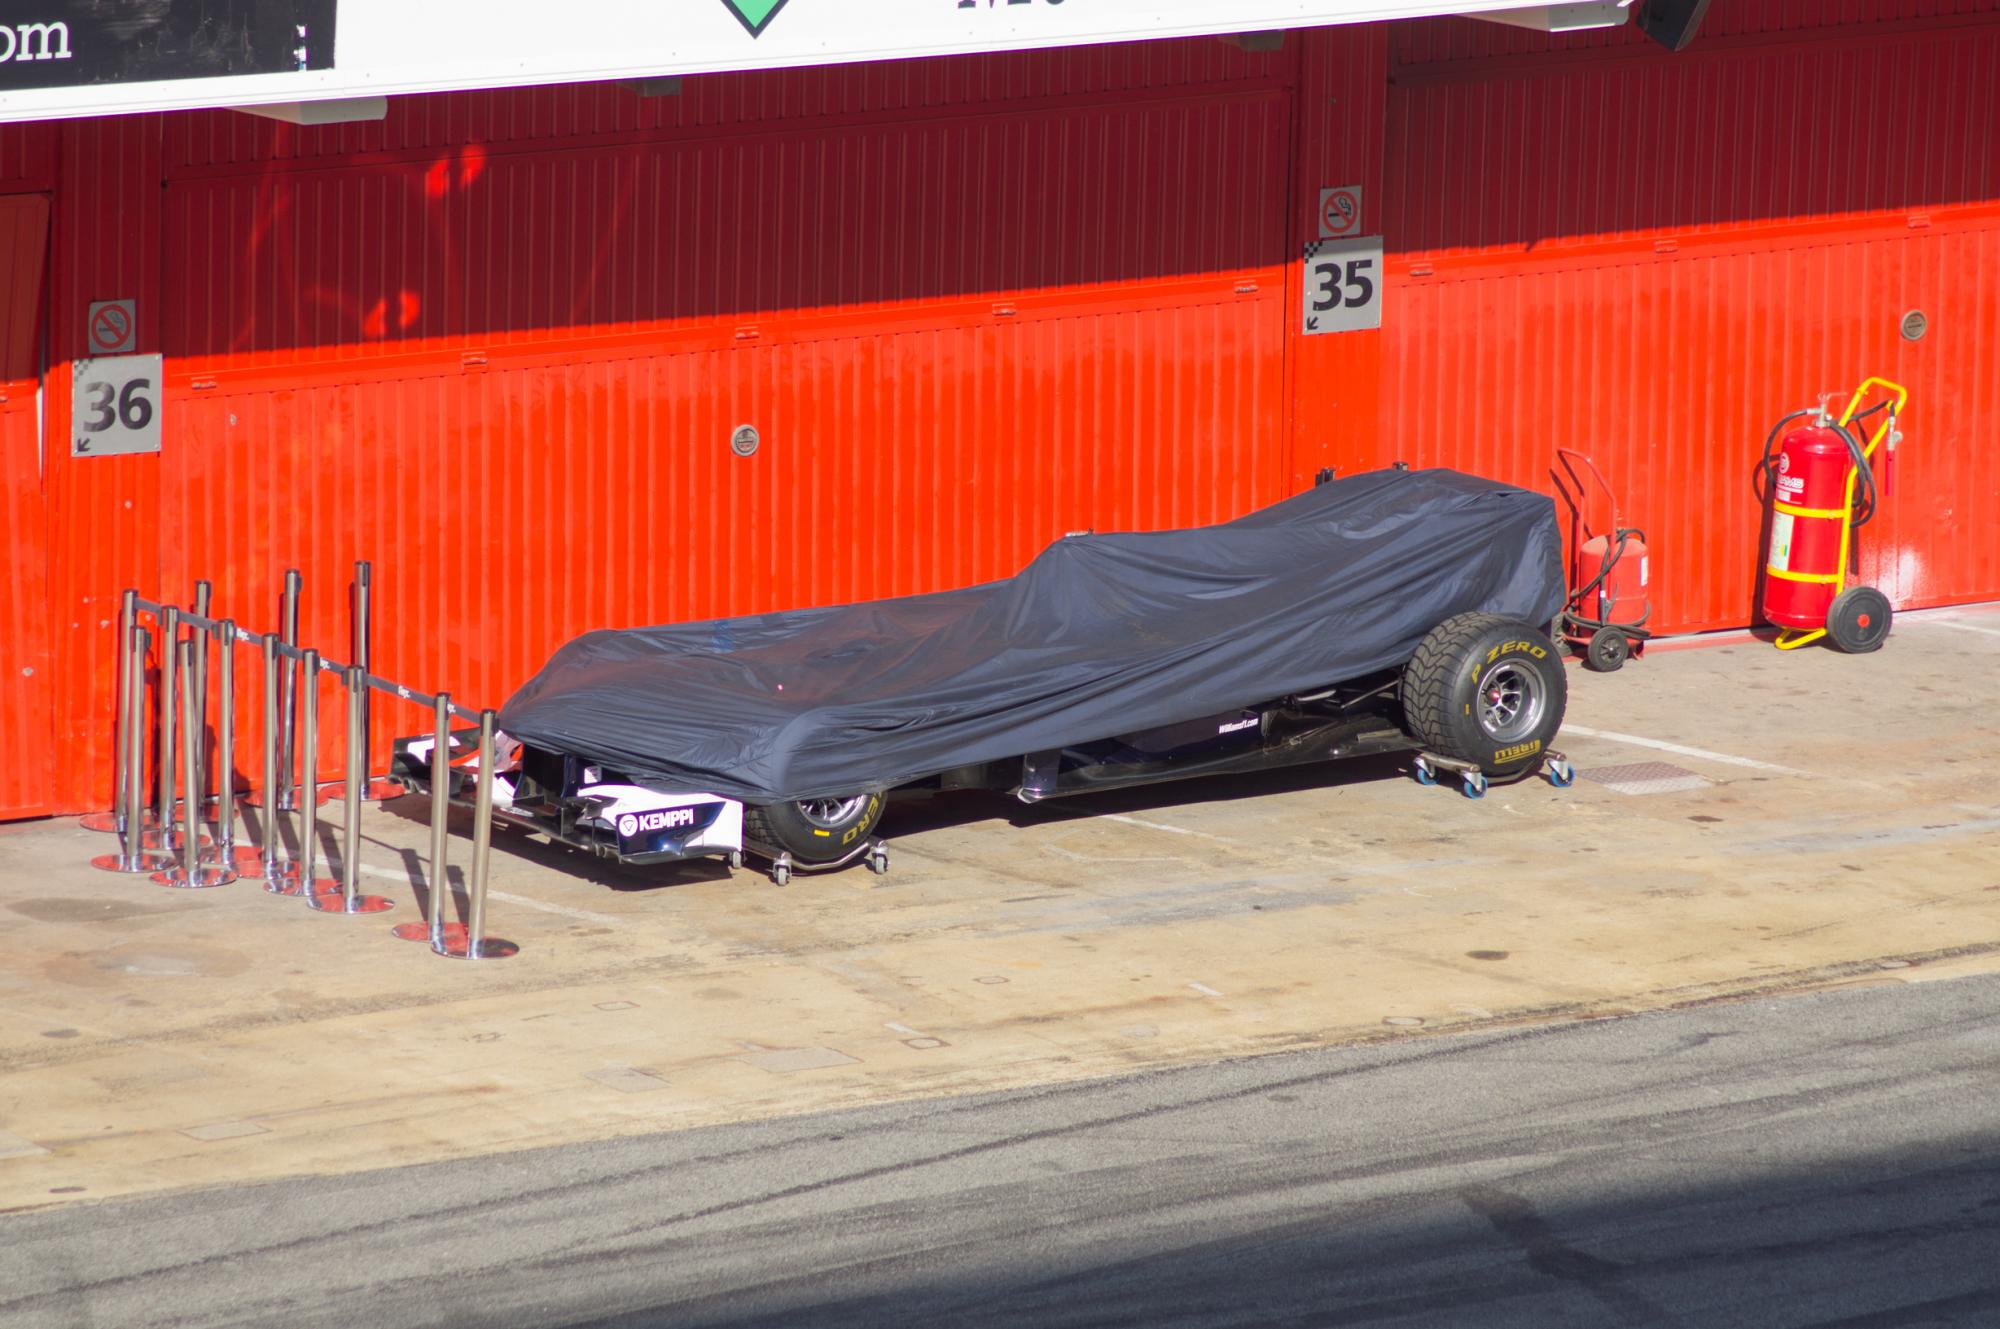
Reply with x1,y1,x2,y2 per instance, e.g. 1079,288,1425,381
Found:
88,299,138,356
1318,186,1363,240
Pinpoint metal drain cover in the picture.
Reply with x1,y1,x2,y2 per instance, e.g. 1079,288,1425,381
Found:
1579,762,1713,796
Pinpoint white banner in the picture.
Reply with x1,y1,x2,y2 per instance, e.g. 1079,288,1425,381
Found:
0,0,1562,124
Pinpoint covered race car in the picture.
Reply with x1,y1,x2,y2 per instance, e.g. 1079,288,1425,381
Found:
395,467,1573,882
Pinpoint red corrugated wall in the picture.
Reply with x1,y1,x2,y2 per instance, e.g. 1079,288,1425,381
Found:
7,6,2000,817
1377,2,2000,631
0,192,54,818
33,39,1305,814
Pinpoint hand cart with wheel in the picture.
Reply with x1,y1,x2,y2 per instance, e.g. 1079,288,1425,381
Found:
1553,448,1652,672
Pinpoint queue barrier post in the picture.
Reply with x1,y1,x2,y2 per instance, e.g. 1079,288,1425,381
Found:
81,589,139,834
190,580,212,816
259,633,305,894
392,691,458,945
433,708,517,960
307,664,393,915
137,606,191,855
353,560,403,802
151,641,234,890
213,621,262,876
292,649,339,898
91,622,169,874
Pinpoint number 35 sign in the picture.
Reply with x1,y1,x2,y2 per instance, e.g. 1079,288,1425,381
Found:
1301,236,1384,336
71,355,162,457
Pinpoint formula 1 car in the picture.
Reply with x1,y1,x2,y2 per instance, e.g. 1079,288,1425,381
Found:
395,467,1573,883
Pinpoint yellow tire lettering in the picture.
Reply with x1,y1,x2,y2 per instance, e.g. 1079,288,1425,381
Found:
1493,739,1542,763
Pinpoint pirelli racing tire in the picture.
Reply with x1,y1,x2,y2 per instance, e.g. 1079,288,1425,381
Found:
744,792,886,865
1402,613,1567,783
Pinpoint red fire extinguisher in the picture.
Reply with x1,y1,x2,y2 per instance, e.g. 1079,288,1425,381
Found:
1759,378,1907,653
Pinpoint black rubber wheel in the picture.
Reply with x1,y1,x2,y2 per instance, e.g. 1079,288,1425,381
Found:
1402,613,1569,781
1585,627,1629,673
1827,586,1893,654
744,792,885,865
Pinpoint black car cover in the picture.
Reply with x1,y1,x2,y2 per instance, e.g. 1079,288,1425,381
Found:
499,468,1564,803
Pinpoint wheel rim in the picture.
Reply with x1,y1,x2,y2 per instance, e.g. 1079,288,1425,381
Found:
1477,661,1545,744
797,795,869,829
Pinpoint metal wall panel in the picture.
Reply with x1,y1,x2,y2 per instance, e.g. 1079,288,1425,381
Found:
161,292,1285,775
165,91,1290,364
42,118,166,814
164,37,1288,172
0,194,53,817
0,123,55,193
1382,13,2000,632
1287,25,1391,489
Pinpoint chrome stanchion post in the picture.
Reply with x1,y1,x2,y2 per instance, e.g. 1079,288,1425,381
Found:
436,708,516,960
82,589,138,834
145,606,182,852
353,560,404,801
295,650,337,897
190,579,212,817
152,642,234,890
212,621,258,875
309,665,392,915
93,622,167,874
260,634,303,894
268,569,302,811
393,692,457,944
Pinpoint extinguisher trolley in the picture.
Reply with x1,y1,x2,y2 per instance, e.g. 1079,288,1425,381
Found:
1761,376,1908,653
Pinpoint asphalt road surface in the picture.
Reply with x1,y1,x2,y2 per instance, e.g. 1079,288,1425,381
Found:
5,973,1999,1328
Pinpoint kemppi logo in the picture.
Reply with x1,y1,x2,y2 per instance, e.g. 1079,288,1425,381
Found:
618,808,698,837
0,21,72,64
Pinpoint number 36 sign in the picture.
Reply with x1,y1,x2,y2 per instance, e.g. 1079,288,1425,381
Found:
1301,236,1385,336
71,355,163,457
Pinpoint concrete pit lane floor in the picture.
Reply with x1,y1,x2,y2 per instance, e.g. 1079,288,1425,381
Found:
0,605,1995,1233
4,972,1998,1328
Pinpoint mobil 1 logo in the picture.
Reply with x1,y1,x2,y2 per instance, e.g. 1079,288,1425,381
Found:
71,354,162,457
1302,235,1384,335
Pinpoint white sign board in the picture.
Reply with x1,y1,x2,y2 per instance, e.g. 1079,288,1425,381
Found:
1318,185,1364,239
1301,236,1384,335
0,1,1569,124
71,355,163,457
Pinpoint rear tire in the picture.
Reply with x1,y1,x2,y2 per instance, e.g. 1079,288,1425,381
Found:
744,792,885,865
1402,613,1568,781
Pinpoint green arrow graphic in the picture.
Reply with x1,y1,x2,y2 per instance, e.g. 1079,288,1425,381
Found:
720,0,793,37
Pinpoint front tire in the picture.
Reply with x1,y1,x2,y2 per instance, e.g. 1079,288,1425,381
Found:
1402,613,1568,781
744,792,885,865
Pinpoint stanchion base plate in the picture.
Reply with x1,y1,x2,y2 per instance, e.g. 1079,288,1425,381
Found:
216,845,266,878
306,888,394,914
151,866,238,890
90,851,173,874
79,811,124,833
434,932,518,960
260,862,309,896
363,779,407,802
390,920,458,942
